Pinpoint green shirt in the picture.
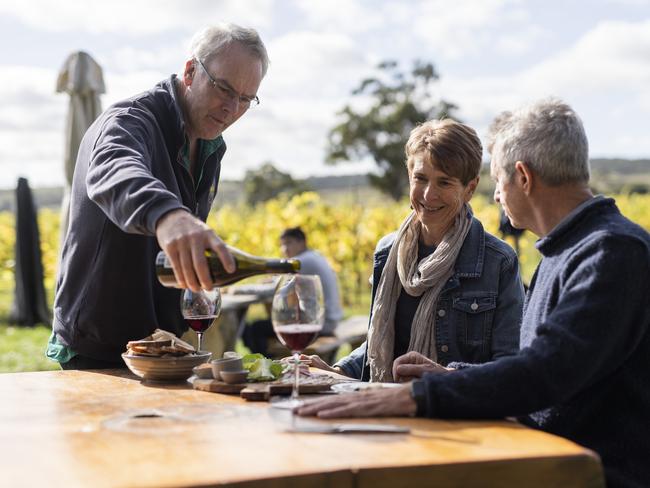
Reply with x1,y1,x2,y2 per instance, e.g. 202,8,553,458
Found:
46,331,76,364
179,136,224,191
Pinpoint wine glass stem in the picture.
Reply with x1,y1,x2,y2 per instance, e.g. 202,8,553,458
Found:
292,352,300,403
197,332,203,352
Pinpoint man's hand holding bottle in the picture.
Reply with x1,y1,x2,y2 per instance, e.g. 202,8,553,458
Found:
155,210,300,290
155,209,235,292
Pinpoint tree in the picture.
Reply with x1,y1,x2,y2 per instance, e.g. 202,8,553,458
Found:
326,60,459,200
243,162,307,206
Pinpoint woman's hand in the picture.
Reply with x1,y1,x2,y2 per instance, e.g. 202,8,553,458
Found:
393,351,452,382
278,354,345,376
284,354,347,376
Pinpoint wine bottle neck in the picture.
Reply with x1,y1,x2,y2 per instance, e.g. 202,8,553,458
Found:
265,259,300,272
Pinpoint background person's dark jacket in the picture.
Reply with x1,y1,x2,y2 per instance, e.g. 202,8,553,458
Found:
52,76,225,362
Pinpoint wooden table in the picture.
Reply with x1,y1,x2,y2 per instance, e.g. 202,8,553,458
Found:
0,370,605,488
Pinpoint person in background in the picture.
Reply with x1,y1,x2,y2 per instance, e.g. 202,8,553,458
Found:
47,23,269,369
243,226,343,356
308,119,525,380
297,98,650,488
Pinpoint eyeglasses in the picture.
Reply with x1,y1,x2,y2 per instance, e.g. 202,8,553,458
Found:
196,58,260,108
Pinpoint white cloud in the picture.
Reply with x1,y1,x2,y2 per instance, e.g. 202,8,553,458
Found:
265,30,370,94
294,0,386,34
0,66,65,130
222,29,379,179
520,19,650,95
0,0,275,35
106,44,186,74
0,131,65,188
1,0,649,189
439,18,650,113
412,0,537,60
605,0,650,6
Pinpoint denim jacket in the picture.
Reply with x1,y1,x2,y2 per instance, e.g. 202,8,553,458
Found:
336,217,525,380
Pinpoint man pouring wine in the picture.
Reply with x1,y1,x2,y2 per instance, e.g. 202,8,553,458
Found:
47,23,270,370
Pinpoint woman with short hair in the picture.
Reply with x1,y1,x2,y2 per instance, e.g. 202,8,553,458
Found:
311,119,525,381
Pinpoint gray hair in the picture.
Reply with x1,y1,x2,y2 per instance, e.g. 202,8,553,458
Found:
189,23,269,77
488,98,590,185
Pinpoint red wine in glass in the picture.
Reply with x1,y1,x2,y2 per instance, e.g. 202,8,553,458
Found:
180,288,221,352
275,324,321,352
271,275,324,409
185,316,215,333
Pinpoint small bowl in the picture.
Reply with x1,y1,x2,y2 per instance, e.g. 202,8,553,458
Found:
192,363,214,379
211,357,243,380
219,370,249,384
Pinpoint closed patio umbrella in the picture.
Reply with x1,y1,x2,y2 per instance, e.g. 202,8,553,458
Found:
56,51,105,242
9,177,50,326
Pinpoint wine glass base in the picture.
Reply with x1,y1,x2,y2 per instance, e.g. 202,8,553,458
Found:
269,397,304,410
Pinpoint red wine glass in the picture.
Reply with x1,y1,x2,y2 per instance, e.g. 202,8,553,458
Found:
271,274,324,408
180,288,221,352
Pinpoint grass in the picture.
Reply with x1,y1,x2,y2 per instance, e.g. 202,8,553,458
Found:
0,296,370,373
0,324,59,373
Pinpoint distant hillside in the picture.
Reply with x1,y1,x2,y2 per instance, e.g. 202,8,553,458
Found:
0,186,63,212
0,174,377,212
590,158,650,174
213,174,376,206
1,158,648,212
589,158,650,194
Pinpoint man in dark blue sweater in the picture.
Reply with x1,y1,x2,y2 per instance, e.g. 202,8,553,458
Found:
298,98,650,488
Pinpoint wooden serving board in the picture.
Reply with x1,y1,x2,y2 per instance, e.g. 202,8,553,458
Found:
192,378,334,401
192,373,352,401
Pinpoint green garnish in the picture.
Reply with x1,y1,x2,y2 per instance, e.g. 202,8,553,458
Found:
242,353,284,382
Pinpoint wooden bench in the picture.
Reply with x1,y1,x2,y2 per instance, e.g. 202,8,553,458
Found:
268,315,369,364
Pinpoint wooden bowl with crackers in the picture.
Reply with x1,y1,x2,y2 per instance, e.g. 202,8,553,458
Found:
122,329,212,381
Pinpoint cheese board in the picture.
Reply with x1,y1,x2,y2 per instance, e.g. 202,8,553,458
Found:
191,370,356,401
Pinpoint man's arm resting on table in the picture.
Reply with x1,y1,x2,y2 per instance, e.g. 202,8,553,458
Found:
297,383,418,418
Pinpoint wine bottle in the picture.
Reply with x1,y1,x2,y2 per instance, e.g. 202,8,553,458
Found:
155,246,300,288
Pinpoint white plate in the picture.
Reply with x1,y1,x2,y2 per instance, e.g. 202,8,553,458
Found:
331,382,403,393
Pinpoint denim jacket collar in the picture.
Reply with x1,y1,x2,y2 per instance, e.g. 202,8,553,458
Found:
375,217,486,292
453,217,485,278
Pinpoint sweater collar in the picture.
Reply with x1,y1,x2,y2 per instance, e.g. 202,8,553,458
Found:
148,75,186,154
535,195,614,256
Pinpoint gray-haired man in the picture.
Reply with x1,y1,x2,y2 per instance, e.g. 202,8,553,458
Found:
48,24,269,369
298,98,650,488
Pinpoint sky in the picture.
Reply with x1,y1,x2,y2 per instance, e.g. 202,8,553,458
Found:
0,0,649,189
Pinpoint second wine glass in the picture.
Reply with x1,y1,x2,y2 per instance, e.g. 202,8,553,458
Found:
180,288,222,352
271,274,324,408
